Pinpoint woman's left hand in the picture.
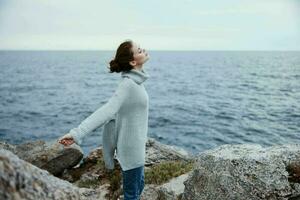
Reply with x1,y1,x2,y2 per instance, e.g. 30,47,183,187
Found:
58,133,75,146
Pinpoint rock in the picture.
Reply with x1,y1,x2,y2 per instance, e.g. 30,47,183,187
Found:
182,143,300,200
159,172,191,196
0,140,16,153
138,171,192,200
156,187,177,200
0,140,84,176
139,184,160,200
145,137,194,167
287,161,300,183
0,149,105,200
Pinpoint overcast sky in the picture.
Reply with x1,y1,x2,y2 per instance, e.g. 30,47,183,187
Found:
0,0,299,50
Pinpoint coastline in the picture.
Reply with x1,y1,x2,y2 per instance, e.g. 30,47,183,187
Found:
1,137,300,199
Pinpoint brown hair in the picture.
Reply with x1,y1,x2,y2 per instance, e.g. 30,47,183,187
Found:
108,39,134,73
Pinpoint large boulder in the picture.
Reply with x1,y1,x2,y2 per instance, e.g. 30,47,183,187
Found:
0,140,83,176
0,149,105,200
182,143,300,200
145,137,194,166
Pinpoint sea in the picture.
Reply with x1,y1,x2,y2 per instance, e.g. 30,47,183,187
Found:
0,50,299,156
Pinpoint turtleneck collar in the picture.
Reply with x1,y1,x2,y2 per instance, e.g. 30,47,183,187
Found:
121,68,150,84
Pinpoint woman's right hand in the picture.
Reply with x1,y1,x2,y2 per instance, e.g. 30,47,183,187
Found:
58,133,75,146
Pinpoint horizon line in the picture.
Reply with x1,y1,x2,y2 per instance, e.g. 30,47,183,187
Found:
0,49,299,52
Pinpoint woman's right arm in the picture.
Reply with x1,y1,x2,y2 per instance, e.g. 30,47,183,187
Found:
64,78,132,145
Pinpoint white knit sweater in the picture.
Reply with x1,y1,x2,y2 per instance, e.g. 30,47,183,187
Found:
67,68,150,171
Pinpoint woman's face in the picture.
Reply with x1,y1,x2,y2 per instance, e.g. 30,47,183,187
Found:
130,42,150,68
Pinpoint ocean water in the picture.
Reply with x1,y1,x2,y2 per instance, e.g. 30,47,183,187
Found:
0,50,299,156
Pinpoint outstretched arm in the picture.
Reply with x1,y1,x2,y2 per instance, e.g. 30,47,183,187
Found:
68,78,131,145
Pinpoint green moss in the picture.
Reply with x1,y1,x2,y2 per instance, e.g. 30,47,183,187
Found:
107,168,122,191
96,159,122,192
96,158,106,169
145,160,195,185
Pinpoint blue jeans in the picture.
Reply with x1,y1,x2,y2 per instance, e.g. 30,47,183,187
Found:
121,165,145,200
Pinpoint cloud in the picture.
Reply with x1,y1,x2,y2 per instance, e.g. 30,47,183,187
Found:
0,0,299,50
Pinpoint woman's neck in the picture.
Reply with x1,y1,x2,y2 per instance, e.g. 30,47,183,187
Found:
133,65,143,71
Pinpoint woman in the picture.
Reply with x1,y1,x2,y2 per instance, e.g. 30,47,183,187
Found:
58,39,150,200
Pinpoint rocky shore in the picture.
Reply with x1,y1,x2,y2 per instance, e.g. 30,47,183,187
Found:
1,137,300,200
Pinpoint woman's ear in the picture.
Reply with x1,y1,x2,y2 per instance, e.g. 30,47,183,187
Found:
129,60,136,67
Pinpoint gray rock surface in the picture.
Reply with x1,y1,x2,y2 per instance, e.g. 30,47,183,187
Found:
158,171,192,197
136,172,192,200
145,137,194,166
182,143,300,200
0,149,105,200
0,140,83,176
4,138,300,200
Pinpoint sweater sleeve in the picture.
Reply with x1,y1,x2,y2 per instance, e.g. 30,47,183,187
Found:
68,78,131,145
